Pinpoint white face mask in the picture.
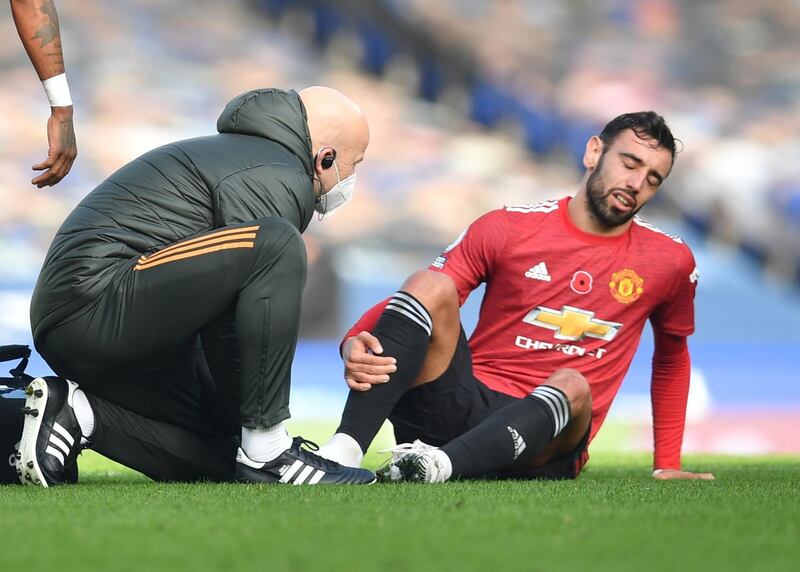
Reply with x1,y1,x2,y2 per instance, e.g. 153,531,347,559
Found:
315,161,357,217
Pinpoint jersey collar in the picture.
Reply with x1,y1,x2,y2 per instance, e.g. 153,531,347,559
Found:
558,196,632,245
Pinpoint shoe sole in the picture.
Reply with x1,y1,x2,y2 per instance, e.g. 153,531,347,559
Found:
18,378,49,488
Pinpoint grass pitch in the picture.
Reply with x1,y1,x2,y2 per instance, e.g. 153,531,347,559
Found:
0,425,797,572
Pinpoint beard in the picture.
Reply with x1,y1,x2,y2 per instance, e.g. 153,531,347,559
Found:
585,154,641,228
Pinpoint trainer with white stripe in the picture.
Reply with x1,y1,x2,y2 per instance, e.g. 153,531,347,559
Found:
18,377,86,487
235,437,375,485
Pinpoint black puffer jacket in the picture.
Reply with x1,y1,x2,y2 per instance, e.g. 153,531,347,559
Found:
31,88,316,340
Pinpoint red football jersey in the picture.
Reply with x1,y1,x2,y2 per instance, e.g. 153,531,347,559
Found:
429,196,697,443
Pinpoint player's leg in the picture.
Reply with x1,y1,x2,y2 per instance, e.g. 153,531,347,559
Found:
438,368,592,480
39,219,299,454
321,270,462,465
87,393,237,483
17,338,235,486
84,340,239,482
386,369,592,482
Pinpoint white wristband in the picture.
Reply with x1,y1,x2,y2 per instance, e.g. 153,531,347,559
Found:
42,73,73,107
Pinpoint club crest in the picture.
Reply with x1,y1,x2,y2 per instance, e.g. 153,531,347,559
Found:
609,268,644,304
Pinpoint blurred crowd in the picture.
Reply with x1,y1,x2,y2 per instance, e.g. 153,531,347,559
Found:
383,0,800,278
0,0,798,336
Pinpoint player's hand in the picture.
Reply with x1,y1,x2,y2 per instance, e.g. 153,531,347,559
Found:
653,469,715,480
342,331,396,392
32,106,77,188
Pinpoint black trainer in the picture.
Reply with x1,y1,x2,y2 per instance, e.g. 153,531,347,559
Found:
18,377,84,487
235,437,376,485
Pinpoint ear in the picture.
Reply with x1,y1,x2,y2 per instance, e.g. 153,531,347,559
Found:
315,147,336,172
583,136,604,170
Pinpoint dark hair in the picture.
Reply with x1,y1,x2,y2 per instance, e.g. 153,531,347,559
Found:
599,111,678,160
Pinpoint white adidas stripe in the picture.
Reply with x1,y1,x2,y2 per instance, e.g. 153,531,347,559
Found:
279,460,304,483
45,445,65,466
308,470,325,485
535,391,565,433
386,302,432,336
49,434,71,456
537,387,569,435
52,422,75,446
293,465,315,485
505,200,559,214
633,217,684,243
393,293,433,327
532,386,570,435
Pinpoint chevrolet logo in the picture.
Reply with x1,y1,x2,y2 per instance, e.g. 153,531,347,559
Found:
522,305,622,342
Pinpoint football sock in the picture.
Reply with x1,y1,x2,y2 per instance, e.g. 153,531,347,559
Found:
71,387,95,444
317,433,363,467
336,291,433,453
430,449,453,482
241,422,292,463
441,385,571,478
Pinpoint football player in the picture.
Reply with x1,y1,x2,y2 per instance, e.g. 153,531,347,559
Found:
319,112,715,483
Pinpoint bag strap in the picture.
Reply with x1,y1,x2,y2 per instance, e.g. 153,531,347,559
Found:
0,344,34,390
0,345,31,363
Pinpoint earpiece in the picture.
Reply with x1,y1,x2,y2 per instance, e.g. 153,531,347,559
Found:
321,149,336,169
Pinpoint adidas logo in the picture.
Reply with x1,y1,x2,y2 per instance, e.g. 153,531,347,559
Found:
525,262,551,282
507,426,527,460
45,422,75,467
279,459,327,485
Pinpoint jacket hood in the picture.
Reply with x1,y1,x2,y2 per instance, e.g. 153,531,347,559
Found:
217,88,313,178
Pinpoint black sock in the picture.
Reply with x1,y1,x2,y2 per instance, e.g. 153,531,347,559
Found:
337,292,433,453
441,385,571,478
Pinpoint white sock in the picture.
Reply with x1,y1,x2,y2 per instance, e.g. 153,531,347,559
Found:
70,388,95,443
241,423,292,463
316,433,364,467
433,450,453,482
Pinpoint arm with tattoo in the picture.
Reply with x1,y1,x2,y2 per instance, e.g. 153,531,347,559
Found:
10,0,77,187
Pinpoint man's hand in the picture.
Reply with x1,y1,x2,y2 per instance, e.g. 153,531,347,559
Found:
342,331,396,392
32,106,76,187
653,469,715,480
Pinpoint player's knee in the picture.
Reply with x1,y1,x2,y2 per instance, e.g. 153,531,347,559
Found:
400,270,459,318
547,368,591,414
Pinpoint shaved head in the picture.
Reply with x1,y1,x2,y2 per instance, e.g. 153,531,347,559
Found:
299,86,369,198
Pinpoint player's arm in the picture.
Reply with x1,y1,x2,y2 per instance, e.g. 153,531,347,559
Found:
649,247,713,480
341,210,506,390
650,330,714,480
341,299,396,391
10,0,77,187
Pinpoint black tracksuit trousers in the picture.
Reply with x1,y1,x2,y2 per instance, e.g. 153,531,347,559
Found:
29,217,308,482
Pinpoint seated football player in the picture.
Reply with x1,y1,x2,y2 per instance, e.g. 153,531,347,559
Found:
318,112,715,483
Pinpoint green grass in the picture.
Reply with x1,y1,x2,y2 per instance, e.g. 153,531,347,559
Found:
1,424,797,572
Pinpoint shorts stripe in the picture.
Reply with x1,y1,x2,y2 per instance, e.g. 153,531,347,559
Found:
134,241,255,271
138,226,260,262
137,232,257,265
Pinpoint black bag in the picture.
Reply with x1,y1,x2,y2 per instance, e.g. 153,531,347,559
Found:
0,344,30,484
